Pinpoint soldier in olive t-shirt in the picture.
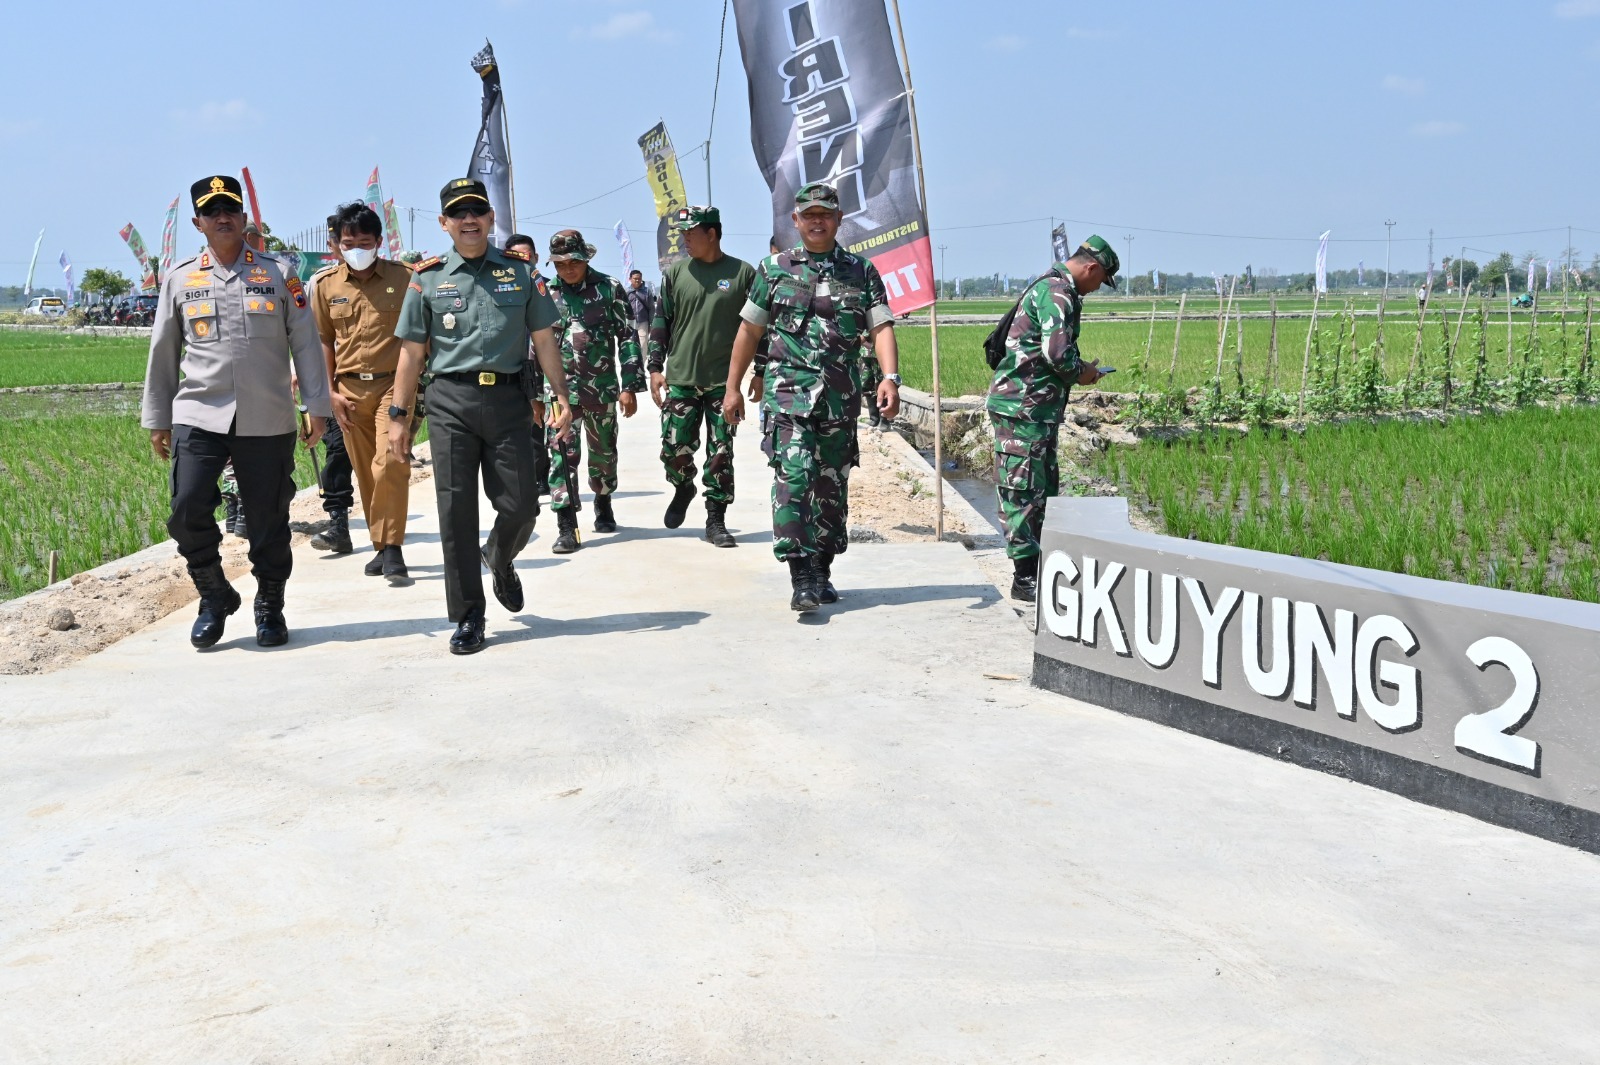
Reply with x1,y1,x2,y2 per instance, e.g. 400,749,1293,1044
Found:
646,206,757,547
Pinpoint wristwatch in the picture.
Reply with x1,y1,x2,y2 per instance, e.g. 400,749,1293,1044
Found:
388,405,409,419
883,373,902,385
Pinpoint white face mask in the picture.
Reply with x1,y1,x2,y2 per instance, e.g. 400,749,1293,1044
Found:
342,246,378,270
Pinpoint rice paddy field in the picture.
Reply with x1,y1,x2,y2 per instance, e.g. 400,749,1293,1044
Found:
0,329,148,387
1091,405,1600,603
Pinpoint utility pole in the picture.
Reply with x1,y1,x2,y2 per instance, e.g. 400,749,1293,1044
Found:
1567,224,1573,307
1383,218,1396,308
939,243,948,301
407,206,417,251
1427,229,1435,292
1124,234,1134,293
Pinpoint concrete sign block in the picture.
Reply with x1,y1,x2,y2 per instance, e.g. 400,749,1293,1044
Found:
1032,498,1600,853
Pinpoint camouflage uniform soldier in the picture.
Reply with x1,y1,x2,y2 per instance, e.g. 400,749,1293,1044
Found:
544,229,645,553
648,205,757,549
987,236,1116,602
724,183,901,613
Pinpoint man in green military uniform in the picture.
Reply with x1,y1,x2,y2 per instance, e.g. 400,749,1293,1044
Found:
543,229,644,554
647,205,757,549
987,236,1115,603
388,178,572,655
723,182,901,613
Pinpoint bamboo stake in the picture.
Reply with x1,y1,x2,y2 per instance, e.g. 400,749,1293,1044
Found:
888,0,943,541
1297,290,1321,420
1406,275,1434,398
1234,307,1245,392
1506,276,1515,367
1167,292,1187,385
1583,296,1594,384
47,550,59,585
1442,281,1473,410
1268,294,1279,388
1214,276,1238,375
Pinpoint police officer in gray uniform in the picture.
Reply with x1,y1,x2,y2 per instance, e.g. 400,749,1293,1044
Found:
388,178,572,655
142,174,331,649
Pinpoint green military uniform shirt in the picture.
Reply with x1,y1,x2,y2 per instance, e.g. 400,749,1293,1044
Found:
647,254,758,389
740,244,892,419
395,246,557,373
544,266,645,410
985,264,1084,424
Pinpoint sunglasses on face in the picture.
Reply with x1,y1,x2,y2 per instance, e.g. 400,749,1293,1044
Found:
445,204,491,219
199,202,243,218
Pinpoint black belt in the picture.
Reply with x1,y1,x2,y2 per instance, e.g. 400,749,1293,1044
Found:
435,370,522,386
338,371,395,381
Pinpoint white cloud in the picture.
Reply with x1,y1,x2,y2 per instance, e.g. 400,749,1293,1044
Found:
1555,0,1600,17
574,12,672,41
986,35,1025,52
1412,120,1466,137
1382,74,1425,95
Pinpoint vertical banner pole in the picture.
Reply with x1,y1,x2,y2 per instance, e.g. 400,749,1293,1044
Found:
889,0,943,542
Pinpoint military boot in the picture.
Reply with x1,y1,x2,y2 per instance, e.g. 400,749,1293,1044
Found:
704,501,737,549
552,509,582,554
1011,556,1038,603
233,505,249,540
814,551,839,604
788,557,820,613
222,493,240,534
253,577,289,647
311,508,354,555
663,481,696,529
593,493,617,534
188,563,241,649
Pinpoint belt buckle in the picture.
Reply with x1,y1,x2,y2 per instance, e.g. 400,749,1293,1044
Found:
358,372,375,381
478,372,497,386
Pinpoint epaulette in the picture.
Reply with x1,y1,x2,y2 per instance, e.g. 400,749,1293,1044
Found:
412,256,444,272
309,262,340,279
503,246,531,263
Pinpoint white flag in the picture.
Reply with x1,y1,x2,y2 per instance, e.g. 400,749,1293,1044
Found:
613,220,634,280
1546,260,1554,290
59,251,73,306
23,228,44,296
1152,269,1160,291
1527,256,1536,293
1315,230,1331,294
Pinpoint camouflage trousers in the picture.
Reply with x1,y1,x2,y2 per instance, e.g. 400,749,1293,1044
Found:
762,410,859,562
858,351,883,396
990,412,1061,561
547,403,619,511
661,384,736,505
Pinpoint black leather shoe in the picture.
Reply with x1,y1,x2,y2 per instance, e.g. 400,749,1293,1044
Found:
593,493,617,534
364,548,386,577
663,481,696,529
450,611,487,655
382,545,410,584
814,552,839,604
253,578,289,647
188,563,241,649
788,557,820,613
551,510,582,555
481,548,523,612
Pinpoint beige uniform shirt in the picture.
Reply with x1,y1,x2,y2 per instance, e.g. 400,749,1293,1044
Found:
310,259,410,376
141,246,330,435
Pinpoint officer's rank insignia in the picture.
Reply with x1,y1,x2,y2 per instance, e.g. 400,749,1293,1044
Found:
442,312,457,330
248,266,271,284
199,252,211,268
185,270,211,286
412,256,443,272
243,250,255,264
286,275,306,308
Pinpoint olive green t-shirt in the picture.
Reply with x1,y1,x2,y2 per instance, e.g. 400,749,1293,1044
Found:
394,246,558,375
653,254,757,388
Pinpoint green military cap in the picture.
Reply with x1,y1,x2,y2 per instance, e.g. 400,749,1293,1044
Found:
1078,235,1120,289
549,229,595,263
440,177,490,211
672,205,721,231
794,182,840,212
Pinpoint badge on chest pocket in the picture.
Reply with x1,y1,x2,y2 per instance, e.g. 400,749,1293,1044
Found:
183,300,218,343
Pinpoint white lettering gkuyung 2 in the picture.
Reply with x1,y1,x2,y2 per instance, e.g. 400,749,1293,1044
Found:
1038,550,1542,774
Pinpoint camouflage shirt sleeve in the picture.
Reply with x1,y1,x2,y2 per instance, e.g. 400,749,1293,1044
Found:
647,268,673,373
1035,281,1081,382
611,277,646,392
740,257,776,327
862,260,894,330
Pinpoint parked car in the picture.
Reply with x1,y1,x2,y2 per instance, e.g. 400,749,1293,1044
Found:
22,296,66,318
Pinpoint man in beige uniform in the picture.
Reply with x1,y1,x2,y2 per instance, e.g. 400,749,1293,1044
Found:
311,201,413,583
142,174,330,649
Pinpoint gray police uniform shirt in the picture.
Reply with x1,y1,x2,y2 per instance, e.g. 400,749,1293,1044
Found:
141,246,331,436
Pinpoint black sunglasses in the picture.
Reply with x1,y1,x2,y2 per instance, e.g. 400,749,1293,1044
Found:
199,201,244,218
445,204,492,219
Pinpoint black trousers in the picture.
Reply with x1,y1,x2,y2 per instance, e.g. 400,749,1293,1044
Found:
320,416,354,513
429,377,540,622
169,424,296,581
530,418,551,497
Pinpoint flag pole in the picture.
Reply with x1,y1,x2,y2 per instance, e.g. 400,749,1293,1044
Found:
493,43,517,225
888,0,944,543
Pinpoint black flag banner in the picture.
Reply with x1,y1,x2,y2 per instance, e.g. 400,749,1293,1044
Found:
470,41,515,249
1051,224,1071,265
733,0,934,314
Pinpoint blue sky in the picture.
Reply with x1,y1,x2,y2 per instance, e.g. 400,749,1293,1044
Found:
3,0,1597,290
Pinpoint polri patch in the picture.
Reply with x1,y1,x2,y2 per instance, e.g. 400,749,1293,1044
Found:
286,275,306,308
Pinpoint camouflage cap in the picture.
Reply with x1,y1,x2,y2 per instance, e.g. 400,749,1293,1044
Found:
794,182,840,212
549,229,595,263
1078,235,1121,289
672,205,721,232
